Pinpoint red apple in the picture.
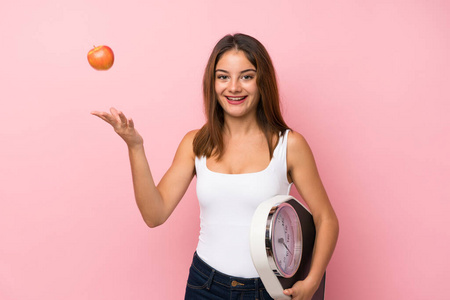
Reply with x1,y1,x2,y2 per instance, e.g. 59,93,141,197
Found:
87,45,114,70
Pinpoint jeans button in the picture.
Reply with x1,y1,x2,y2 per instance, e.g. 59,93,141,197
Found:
231,280,244,287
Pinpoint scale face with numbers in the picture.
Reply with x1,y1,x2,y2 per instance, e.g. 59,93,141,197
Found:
250,195,326,300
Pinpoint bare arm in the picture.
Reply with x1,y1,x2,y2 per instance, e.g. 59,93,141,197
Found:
284,131,339,300
91,108,196,228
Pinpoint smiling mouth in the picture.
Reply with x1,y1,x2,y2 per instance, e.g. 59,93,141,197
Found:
226,96,247,101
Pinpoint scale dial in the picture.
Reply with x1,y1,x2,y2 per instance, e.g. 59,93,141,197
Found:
269,203,302,278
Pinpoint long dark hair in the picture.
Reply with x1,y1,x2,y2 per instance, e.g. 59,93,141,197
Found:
193,33,289,159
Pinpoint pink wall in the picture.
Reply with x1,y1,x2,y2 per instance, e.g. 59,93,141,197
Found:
1,1,449,299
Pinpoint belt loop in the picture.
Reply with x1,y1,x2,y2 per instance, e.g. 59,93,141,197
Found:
255,278,259,299
206,269,216,290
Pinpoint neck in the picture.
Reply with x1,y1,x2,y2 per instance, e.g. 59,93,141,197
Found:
222,113,261,137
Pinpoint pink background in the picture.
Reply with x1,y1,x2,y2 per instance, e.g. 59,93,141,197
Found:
1,1,449,299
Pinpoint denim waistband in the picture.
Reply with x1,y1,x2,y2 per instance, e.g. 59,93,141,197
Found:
192,252,265,291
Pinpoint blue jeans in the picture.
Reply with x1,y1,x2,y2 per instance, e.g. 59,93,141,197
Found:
185,252,273,300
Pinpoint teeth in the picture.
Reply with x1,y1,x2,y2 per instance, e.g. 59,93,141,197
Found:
227,96,245,101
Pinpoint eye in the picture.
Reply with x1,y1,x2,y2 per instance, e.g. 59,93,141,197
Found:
242,75,254,80
217,75,229,80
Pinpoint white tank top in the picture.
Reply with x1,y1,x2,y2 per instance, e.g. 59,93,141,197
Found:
195,130,292,278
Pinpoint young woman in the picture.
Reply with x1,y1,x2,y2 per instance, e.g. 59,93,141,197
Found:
92,33,339,300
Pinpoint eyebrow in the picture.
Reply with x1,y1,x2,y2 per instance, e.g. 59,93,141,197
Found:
215,68,257,74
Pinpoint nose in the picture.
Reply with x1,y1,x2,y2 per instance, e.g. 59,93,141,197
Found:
228,78,242,93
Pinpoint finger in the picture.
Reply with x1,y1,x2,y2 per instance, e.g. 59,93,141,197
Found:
128,118,135,128
110,107,122,123
91,111,113,124
91,111,109,119
118,111,128,125
100,112,118,124
283,289,293,296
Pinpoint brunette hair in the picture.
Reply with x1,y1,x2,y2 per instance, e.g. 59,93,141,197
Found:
193,33,290,159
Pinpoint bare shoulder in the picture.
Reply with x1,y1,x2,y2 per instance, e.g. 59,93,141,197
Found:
176,129,199,157
287,130,311,152
180,129,199,147
286,130,315,170
184,129,200,141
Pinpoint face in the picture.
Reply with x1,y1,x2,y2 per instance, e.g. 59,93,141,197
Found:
214,50,260,119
